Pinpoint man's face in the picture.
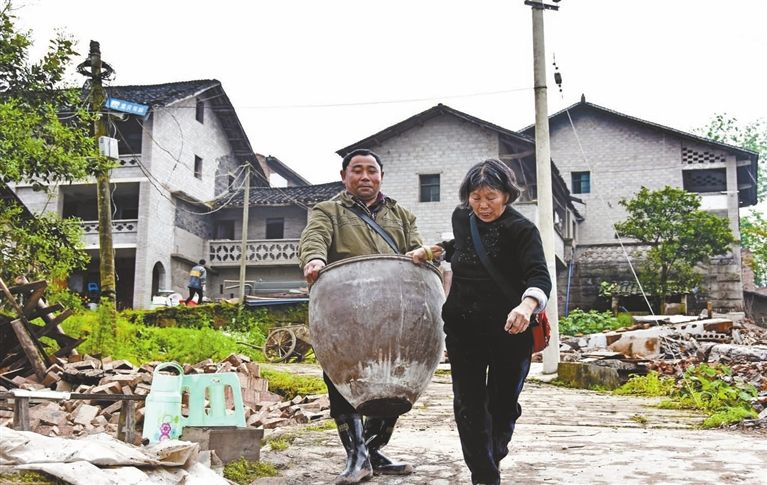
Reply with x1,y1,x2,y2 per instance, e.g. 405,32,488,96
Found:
341,154,383,203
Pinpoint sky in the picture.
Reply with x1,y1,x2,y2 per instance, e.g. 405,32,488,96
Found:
14,0,767,198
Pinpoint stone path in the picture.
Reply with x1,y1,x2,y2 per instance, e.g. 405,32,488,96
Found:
254,364,767,484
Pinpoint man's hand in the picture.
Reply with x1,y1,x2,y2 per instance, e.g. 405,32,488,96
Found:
303,259,326,285
504,297,539,334
405,245,444,264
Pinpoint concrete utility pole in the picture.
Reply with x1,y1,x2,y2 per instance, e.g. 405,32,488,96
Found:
239,164,251,303
78,41,117,321
527,0,561,374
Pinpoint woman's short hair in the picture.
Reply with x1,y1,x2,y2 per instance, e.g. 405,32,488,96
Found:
458,159,521,206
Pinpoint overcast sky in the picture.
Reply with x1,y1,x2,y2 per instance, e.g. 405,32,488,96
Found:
15,0,767,192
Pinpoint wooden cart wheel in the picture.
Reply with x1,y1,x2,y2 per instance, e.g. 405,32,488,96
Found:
263,328,297,362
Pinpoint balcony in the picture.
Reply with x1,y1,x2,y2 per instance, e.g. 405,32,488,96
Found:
80,219,139,247
208,239,300,267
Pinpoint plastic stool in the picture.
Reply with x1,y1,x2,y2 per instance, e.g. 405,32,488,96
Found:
181,372,246,428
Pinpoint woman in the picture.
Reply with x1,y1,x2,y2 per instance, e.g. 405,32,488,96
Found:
408,158,551,485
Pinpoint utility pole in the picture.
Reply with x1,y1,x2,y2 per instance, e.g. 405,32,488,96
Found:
239,164,251,303
526,0,560,374
78,41,117,325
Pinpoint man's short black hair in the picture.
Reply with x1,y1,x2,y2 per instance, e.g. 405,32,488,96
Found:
341,148,383,171
458,158,522,206
198,259,206,265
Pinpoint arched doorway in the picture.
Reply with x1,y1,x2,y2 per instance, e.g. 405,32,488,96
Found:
151,262,166,298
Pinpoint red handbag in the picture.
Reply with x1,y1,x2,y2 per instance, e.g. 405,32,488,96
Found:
532,311,551,353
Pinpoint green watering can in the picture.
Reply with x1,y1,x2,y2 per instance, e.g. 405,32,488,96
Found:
142,362,247,443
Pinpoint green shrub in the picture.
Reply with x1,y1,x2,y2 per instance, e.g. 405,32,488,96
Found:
618,364,758,428
674,364,757,415
559,309,624,335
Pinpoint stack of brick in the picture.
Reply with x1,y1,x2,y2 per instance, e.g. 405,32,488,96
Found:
0,353,330,440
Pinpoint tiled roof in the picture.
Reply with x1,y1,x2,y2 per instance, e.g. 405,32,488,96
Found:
519,98,760,207
337,103,534,156
105,80,219,107
223,181,345,207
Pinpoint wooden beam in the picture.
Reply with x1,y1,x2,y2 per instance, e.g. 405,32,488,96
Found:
0,277,49,380
7,280,46,295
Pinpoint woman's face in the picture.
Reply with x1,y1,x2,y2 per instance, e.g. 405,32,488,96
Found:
468,186,509,223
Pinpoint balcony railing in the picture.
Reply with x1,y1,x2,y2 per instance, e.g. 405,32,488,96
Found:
208,239,300,267
79,219,139,246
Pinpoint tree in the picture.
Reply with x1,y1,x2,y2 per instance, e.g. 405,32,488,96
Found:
0,1,96,285
614,186,735,309
741,212,767,287
695,114,766,203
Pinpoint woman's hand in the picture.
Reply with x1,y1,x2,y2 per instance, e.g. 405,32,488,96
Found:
504,297,539,334
405,245,444,264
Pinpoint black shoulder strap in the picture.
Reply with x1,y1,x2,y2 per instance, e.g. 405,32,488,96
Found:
346,204,400,254
469,212,516,301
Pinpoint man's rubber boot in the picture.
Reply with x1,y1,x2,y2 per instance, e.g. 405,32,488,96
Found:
363,416,414,475
334,414,373,484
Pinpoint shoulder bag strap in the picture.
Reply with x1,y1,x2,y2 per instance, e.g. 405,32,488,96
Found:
346,204,401,254
469,213,539,326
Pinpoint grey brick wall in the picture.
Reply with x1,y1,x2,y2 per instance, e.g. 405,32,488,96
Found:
365,115,500,243
548,110,744,313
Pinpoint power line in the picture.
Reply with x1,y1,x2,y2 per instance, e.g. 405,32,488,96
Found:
152,85,535,111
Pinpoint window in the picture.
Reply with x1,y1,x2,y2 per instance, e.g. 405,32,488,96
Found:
216,221,235,239
571,171,590,194
419,174,440,202
117,118,142,155
195,98,204,123
266,218,284,239
194,155,203,179
682,168,726,193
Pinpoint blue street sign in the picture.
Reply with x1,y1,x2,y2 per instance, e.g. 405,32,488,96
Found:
105,97,149,117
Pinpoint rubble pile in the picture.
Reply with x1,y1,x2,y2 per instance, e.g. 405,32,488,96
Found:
556,313,767,428
0,353,330,442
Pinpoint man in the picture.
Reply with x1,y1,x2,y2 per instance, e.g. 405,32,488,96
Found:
185,259,206,305
299,148,421,484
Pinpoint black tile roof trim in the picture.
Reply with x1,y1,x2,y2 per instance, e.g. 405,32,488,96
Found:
222,181,345,207
103,79,267,183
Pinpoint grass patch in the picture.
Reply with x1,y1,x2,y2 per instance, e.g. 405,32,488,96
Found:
305,419,336,432
433,368,451,377
260,368,326,400
615,372,675,397
630,413,648,425
50,305,267,365
223,458,279,483
266,433,297,451
615,365,758,428
0,471,63,484
702,407,757,428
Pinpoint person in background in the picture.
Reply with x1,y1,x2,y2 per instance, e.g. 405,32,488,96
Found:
184,259,206,305
408,158,551,485
299,148,422,484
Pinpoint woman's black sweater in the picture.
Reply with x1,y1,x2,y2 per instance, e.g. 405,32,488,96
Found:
440,206,552,337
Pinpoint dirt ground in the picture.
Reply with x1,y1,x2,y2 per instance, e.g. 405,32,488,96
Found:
254,363,767,485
